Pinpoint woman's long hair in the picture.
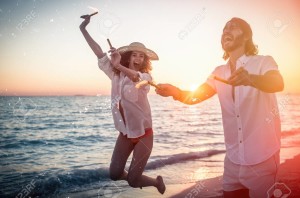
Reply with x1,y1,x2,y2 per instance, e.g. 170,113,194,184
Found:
113,51,152,75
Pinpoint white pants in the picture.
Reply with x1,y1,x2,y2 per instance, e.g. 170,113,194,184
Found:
223,151,280,198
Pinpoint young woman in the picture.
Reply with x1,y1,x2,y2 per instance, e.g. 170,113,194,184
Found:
79,15,165,194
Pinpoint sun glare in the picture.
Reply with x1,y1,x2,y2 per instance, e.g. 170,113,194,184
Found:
189,84,199,92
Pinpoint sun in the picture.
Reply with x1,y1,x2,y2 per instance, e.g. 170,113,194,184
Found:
189,84,199,92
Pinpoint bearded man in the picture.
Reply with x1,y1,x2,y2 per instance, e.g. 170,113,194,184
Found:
156,17,284,197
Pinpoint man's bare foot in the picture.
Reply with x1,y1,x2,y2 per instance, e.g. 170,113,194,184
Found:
156,175,166,194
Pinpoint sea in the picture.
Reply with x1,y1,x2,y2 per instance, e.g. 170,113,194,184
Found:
0,94,300,198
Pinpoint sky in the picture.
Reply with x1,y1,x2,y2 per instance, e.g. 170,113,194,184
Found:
0,0,300,96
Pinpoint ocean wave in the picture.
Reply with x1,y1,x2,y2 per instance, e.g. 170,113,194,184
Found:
281,128,300,138
146,149,225,170
2,149,226,197
2,168,110,198
1,96,299,197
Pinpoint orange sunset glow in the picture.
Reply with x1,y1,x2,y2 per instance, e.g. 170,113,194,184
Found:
0,0,300,96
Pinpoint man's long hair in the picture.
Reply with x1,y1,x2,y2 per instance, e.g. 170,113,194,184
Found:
223,17,258,60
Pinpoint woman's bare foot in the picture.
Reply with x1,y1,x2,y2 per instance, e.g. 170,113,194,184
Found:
156,175,166,194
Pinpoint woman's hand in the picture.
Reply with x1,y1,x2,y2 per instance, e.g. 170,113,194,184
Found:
109,48,122,69
79,15,91,30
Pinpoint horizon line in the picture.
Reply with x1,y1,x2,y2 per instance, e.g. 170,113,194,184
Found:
0,92,299,97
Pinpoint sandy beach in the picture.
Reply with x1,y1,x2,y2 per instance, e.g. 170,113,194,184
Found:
170,154,300,198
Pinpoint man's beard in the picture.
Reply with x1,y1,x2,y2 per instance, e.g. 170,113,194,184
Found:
222,34,244,53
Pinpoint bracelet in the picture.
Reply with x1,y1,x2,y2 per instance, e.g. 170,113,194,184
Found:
172,87,182,101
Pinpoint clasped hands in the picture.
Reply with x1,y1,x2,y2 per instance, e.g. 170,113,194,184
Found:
156,67,254,97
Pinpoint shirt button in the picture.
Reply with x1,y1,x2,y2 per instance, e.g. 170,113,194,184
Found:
239,128,241,130
237,115,239,118
240,140,242,143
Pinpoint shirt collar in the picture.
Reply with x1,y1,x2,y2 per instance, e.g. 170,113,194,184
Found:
238,54,250,65
226,54,251,67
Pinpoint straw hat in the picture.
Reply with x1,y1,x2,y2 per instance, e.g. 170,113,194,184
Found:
117,42,159,60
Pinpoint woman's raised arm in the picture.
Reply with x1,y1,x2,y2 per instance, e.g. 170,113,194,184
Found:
79,16,105,59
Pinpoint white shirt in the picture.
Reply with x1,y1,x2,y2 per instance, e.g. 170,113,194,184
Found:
98,54,152,138
206,55,281,165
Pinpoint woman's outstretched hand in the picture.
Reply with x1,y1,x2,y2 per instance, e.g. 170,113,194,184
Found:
79,15,91,30
109,48,121,69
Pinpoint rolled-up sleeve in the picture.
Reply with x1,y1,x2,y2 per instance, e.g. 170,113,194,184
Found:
138,72,152,81
98,54,114,80
205,68,218,91
260,56,279,75
137,72,152,92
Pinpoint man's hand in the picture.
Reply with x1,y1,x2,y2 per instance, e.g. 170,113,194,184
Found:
109,48,121,69
79,15,91,30
228,67,253,86
155,84,179,97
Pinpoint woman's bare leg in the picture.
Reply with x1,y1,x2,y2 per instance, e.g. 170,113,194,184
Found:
127,134,166,194
109,133,134,180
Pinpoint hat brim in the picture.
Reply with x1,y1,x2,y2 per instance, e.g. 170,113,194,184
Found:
117,46,159,60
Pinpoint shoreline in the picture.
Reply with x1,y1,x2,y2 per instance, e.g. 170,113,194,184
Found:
63,151,300,198
25,130,300,198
